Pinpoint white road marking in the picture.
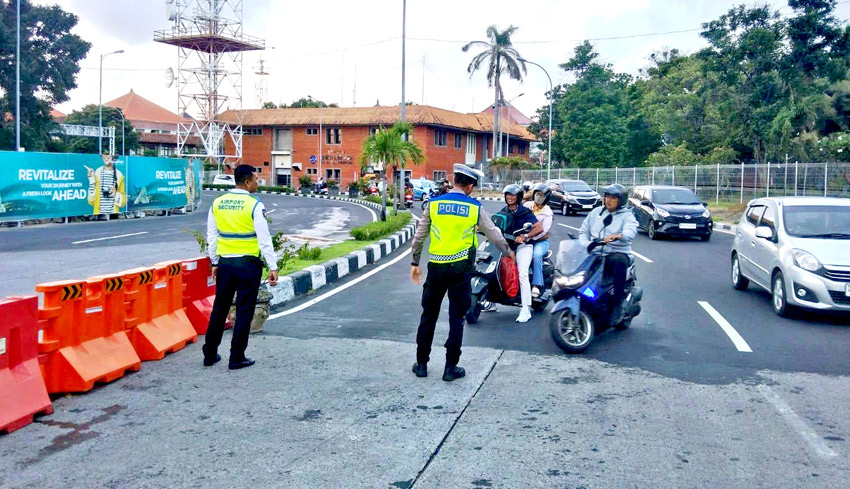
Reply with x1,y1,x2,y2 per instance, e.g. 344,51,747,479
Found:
72,231,148,245
348,201,378,223
758,384,838,458
266,209,276,214
269,248,412,319
557,223,653,263
697,301,752,352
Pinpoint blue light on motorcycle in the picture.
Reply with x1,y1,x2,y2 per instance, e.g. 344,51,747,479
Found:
580,287,596,300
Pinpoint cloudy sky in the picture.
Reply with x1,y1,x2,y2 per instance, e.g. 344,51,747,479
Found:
44,0,850,121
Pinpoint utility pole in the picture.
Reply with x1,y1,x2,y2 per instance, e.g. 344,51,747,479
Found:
15,0,21,150
421,56,426,105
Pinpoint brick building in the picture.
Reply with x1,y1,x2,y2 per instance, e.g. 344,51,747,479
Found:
220,105,536,188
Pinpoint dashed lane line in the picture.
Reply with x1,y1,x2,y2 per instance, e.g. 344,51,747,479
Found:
697,301,753,352
556,223,653,263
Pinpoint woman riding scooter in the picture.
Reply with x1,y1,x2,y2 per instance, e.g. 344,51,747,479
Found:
497,184,544,323
524,183,554,300
577,183,638,324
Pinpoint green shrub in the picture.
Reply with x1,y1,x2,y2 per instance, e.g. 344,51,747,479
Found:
362,195,384,205
350,211,411,241
295,242,322,260
258,185,294,193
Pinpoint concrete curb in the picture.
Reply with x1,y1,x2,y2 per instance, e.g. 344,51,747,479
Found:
714,222,738,234
203,186,386,213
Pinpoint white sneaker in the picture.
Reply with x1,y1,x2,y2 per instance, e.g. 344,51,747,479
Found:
482,301,500,313
531,286,541,298
516,306,532,323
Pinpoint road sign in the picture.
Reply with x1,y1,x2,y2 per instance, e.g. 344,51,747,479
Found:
309,155,317,164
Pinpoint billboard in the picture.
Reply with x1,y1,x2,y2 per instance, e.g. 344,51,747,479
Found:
0,151,201,222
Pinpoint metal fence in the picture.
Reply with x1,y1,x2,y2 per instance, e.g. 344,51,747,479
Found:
495,162,850,203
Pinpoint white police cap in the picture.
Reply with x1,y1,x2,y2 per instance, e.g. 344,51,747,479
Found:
453,163,483,183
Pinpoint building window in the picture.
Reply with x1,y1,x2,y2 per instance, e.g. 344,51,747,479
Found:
518,145,526,155
306,127,318,135
434,129,447,147
255,166,264,174
369,126,379,135
466,134,476,155
325,128,341,145
508,144,514,154
454,133,462,149
325,168,341,182
434,171,447,181
264,161,270,166
307,168,318,175
245,128,263,136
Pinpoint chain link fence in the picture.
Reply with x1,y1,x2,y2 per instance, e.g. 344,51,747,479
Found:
491,162,850,203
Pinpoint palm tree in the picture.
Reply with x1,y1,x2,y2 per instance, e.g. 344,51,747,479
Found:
360,120,424,217
463,25,526,160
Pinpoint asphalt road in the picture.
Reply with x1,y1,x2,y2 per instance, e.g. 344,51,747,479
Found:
0,191,374,298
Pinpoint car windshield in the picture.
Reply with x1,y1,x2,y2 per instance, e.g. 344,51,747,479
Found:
558,182,592,192
783,205,850,238
652,189,700,205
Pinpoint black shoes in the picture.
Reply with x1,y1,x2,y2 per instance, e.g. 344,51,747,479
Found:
228,357,256,370
443,366,466,382
412,363,428,377
203,354,221,367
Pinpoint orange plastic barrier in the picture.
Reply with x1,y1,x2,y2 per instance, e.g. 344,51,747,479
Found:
0,296,53,434
37,276,141,394
181,256,218,334
122,262,197,360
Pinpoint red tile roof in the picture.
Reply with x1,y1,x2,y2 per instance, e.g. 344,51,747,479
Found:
138,132,201,146
50,109,67,123
105,90,180,125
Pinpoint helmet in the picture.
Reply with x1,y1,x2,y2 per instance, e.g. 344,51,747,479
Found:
453,163,482,186
503,184,523,204
522,181,533,192
602,183,628,210
531,183,551,206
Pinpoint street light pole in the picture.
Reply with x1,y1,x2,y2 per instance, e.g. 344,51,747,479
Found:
15,0,21,150
99,49,124,154
111,107,126,157
505,93,524,157
519,58,553,180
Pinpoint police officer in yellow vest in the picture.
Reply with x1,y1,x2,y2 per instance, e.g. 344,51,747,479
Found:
410,164,514,381
203,165,279,370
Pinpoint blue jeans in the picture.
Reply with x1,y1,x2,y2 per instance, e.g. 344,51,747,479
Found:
531,239,549,288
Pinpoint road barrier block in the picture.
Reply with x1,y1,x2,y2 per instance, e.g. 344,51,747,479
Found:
181,257,219,335
36,276,141,394
122,262,197,361
0,296,53,434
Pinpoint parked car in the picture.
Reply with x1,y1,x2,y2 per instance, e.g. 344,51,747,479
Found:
629,185,713,241
212,174,235,186
546,179,602,215
731,197,850,317
412,179,435,200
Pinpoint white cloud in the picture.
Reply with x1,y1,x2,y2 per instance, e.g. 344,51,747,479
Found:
43,0,850,123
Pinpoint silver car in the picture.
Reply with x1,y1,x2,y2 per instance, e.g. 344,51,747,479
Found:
731,197,850,316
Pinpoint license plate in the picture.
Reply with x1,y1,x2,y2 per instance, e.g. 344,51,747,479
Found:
582,205,593,209
845,283,850,297
679,223,697,230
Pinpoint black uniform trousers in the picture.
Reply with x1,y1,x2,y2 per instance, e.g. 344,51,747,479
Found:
203,255,263,362
416,261,472,367
604,252,630,302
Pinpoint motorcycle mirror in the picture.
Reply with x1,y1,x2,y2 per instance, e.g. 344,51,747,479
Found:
522,222,532,231
603,214,613,226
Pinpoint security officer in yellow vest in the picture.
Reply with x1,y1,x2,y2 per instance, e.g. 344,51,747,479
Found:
203,165,279,370
410,164,514,381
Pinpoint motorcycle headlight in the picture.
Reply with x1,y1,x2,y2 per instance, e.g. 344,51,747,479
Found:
792,249,822,272
553,271,586,291
702,209,711,218
485,261,497,274
656,208,670,218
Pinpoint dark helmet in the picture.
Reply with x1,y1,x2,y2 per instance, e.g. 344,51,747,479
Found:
503,184,523,204
602,183,628,210
531,183,552,206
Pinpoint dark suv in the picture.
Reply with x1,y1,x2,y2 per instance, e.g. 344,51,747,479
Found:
546,179,602,216
629,185,713,241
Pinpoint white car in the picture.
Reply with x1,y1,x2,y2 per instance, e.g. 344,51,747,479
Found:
731,197,850,316
212,174,235,186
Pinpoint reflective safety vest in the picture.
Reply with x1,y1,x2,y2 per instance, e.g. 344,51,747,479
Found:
427,193,481,264
212,192,260,256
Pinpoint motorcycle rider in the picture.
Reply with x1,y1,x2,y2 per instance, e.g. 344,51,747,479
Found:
578,183,638,323
523,183,554,299
521,181,534,203
496,184,544,323
437,178,452,195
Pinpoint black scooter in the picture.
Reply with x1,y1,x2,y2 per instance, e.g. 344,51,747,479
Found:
466,223,554,324
548,226,644,354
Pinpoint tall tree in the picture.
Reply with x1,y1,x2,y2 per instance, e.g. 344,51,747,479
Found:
0,0,90,151
462,25,526,159
359,120,424,217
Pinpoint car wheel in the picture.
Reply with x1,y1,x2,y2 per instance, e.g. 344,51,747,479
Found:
731,253,749,291
772,271,792,317
647,221,658,240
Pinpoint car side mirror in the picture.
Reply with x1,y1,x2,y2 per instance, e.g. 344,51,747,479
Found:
702,201,708,207
755,226,774,240
640,200,652,207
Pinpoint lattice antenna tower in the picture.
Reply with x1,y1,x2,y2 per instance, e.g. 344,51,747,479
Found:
155,0,264,164
254,57,269,109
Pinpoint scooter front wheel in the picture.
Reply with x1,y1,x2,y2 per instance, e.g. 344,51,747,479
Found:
550,309,594,354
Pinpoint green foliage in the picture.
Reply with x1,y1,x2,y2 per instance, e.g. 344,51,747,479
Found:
361,195,385,205
295,242,322,260
264,98,339,109
360,121,424,216
350,211,411,241
645,144,700,166
62,105,140,154
299,174,312,187
0,0,90,151
257,185,294,193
